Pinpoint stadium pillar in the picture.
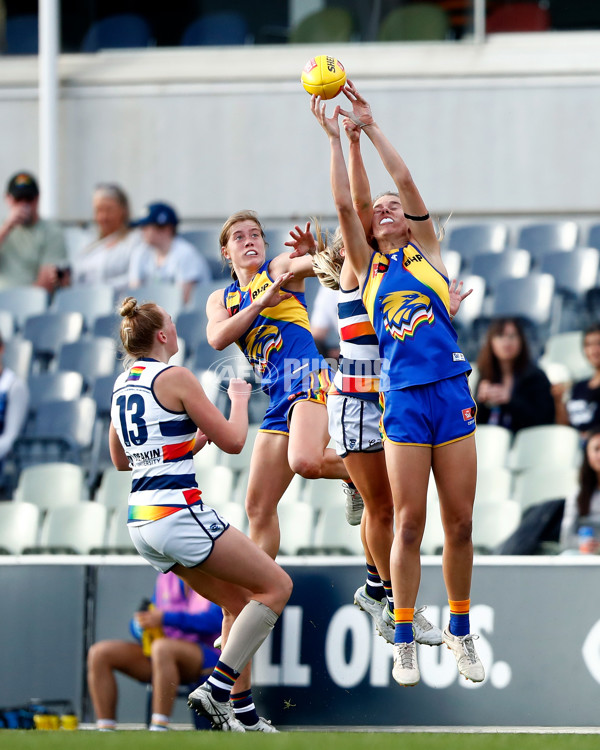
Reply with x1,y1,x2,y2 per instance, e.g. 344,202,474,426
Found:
38,0,59,219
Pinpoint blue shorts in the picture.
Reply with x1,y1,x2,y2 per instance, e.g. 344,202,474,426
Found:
260,368,331,435
381,374,476,448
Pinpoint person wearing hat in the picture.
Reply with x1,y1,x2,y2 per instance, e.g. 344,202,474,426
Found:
128,202,211,305
0,172,68,292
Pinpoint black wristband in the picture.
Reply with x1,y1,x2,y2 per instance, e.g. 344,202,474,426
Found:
403,212,430,222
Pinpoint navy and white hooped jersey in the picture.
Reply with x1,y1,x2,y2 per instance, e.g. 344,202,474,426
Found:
111,358,200,526
331,284,380,403
362,243,470,391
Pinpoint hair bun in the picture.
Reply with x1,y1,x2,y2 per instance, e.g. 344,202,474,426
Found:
119,296,138,318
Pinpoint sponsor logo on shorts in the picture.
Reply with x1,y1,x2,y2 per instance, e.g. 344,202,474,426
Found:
462,407,474,422
452,352,466,361
209,523,223,533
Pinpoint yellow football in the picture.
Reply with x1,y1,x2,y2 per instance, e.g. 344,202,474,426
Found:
301,55,346,100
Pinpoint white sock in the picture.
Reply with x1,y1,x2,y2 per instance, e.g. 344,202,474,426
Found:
150,713,169,730
96,719,116,731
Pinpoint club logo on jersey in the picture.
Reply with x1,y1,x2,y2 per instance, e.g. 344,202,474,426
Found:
245,324,283,374
371,255,389,278
226,289,242,317
381,291,433,341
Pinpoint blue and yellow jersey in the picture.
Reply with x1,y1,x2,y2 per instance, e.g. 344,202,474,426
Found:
223,260,325,400
362,243,470,391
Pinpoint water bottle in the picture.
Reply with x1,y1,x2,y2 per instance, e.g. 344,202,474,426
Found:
578,525,597,555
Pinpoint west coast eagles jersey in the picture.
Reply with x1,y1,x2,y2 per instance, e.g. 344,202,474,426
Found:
223,260,325,400
111,358,201,526
362,244,470,391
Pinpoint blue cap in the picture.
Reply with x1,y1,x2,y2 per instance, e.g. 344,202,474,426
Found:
135,202,179,228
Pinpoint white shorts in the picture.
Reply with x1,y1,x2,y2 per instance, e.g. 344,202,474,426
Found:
128,505,229,573
327,393,383,458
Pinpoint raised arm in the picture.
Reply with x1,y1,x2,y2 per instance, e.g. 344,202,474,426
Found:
205,280,293,351
341,80,441,265
344,118,373,240
310,96,372,284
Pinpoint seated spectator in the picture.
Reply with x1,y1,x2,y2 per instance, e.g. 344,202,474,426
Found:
72,183,143,294
555,323,600,438
559,427,600,550
129,202,211,304
474,317,555,432
0,333,28,494
87,571,222,732
0,171,68,293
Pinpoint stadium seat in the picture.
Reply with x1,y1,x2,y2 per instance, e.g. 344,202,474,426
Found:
0,502,40,554
5,14,39,55
0,286,48,331
443,249,462,282
93,313,120,340
195,465,236,512
470,249,531,294
0,310,15,342
23,311,84,372
311,505,363,555
508,424,581,473
218,501,248,534
26,502,107,554
302,477,346,514
289,8,354,43
475,467,513,504
122,282,184,320
450,274,486,348
180,12,250,46
471,500,521,553
25,371,84,434
3,337,32,380
80,13,153,52
52,285,114,331
279,501,315,556
512,467,579,512
587,223,600,251
540,330,594,382
541,248,600,299
444,222,508,265
96,504,136,554
13,462,88,510
377,4,449,41
490,273,555,327
515,220,579,262
95,466,132,512
474,425,512,469
57,337,117,391
486,3,551,32
421,500,445,555
175,310,207,359
218,425,260,473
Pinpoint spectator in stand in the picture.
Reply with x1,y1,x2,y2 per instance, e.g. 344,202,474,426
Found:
554,323,600,438
559,427,600,550
0,333,28,494
475,317,555,432
0,171,68,292
72,183,143,294
129,202,211,305
87,571,222,732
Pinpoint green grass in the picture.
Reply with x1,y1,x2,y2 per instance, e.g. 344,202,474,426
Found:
1,731,599,750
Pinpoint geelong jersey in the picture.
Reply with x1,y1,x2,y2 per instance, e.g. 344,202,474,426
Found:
224,260,325,401
331,284,380,403
111,358,201,526
362,244,470,391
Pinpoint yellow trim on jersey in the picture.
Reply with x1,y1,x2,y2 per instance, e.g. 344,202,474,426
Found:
240,269,312,332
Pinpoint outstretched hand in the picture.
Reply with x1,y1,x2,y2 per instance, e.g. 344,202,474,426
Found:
257,272,294,308
449,279,473,318
310,95,341,138
285,222,317,258
339,79,374,129
342,116,361,143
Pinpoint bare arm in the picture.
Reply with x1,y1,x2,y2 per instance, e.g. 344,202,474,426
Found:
109,423,131,470
310,96,372,285
345,119,373,239
341,81,441,266
206,281,293,350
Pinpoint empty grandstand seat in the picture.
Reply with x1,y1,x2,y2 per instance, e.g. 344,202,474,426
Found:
0,502,40,554
175,310,208,358
490,273,555,327
289,8,354,43
180,12,250,46
52,285,114,331
486,3,551,33
25,371,84,434
278,501,315,556
474,425,512,469
81,13,153,52
0,286,48,331
26,503,108,554
445,222,508,264
470,249,531,294
13,462,88,510
443,249,462,281
508,424,581,473
310,506,363,555
3,337,32,380
471,500,521,553
475,467,513,504
587,223,600,251
512,467,579,512
515,221,579,261
194,465,236,512
5,14,39,55
540,330,593,382
122,282,184,319
23,311,84,371
57,337,117,391
0,310,15,341
421,501,445,555
540,248,600,299
95,504,136,554
377,4,449,41
93,313,120,340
